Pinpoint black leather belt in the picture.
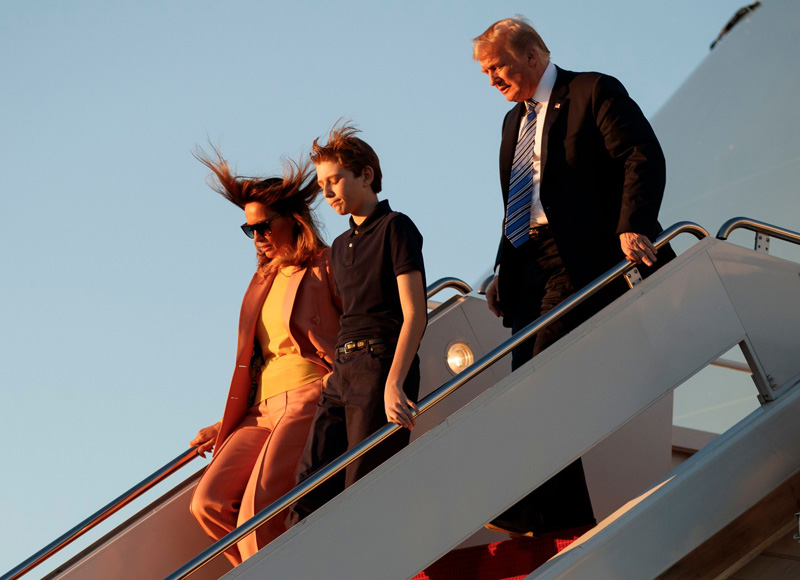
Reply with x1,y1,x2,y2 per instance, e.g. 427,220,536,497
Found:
337,337,398,355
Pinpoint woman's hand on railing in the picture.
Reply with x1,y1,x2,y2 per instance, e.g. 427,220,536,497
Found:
190,421,221,458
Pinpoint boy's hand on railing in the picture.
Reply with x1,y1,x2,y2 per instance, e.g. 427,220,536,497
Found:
190,421,221,458
385,383,418,430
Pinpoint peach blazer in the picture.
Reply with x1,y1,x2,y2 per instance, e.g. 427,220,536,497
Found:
215,248,342,453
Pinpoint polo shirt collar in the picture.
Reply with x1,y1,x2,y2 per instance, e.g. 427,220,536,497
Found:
348,199,391,235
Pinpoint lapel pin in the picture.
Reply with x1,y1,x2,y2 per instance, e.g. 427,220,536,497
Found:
554,103,561,109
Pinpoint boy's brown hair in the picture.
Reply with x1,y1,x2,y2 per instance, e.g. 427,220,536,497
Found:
311,121,383,194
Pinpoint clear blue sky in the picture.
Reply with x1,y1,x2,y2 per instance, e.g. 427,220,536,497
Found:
0,0,752,573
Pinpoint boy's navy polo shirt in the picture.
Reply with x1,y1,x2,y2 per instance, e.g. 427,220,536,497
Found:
331,199,425,345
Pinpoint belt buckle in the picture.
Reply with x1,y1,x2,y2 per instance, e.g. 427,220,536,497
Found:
529,225,546,240
343,340,366,354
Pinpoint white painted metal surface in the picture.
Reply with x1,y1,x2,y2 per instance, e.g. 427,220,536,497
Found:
653,0,800,435
532,377,800,579
416,293,674,544
582,396,672,523
227,237,800,580
655,0,800,249
706,241,800,399
412,294,512,442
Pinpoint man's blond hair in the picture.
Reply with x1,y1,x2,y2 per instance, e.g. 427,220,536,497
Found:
473,16,550,62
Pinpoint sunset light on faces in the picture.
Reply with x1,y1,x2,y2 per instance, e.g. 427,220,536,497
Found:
315,161,377,224
243,202,294,260
479,48,542,103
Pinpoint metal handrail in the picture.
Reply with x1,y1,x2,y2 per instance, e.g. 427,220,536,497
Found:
717,217,800,245
477,274,494,296
426,277,473,299
164,221,709,580
426,277,473,311
2,448,200,580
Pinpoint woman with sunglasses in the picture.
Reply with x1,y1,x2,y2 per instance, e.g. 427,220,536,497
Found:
189,149,341,565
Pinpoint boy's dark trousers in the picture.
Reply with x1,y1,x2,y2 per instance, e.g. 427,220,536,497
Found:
287,342,420,526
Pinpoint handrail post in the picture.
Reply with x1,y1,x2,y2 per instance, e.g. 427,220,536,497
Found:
717,217,800,246
426,277,473,299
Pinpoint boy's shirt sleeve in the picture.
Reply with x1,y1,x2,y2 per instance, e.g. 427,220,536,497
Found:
388,214,425,278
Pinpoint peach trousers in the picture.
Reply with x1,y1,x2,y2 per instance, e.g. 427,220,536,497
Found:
190,378,322,565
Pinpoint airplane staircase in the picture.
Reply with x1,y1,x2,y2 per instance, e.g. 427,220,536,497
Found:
6,217,800,580
223,218,800,580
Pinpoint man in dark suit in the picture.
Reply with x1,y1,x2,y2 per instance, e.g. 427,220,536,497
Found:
473,16,674,537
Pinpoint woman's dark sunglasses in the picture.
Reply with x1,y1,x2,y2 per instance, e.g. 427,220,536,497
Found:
241,214,281,239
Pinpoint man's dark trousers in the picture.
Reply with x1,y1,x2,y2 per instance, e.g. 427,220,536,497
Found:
490,228,620,536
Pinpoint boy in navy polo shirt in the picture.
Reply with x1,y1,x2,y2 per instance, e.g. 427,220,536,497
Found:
288,123,426,524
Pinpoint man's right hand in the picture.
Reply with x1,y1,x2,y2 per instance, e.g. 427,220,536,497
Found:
486,276,503,318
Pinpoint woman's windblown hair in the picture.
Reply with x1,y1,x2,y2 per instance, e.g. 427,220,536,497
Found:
194,145,326,275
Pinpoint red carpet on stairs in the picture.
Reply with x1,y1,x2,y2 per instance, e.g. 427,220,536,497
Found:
411,526,591,580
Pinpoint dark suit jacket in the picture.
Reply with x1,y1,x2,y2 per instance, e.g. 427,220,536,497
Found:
496,66,675,322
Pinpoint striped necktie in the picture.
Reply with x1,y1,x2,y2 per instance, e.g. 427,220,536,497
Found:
505,99,538,248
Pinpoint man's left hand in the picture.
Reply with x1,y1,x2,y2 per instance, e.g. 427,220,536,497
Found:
619,232,657,267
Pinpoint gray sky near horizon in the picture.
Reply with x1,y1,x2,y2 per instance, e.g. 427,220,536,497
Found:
0,0,756,573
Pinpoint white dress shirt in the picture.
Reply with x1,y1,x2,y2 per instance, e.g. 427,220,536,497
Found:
518,60,557,226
